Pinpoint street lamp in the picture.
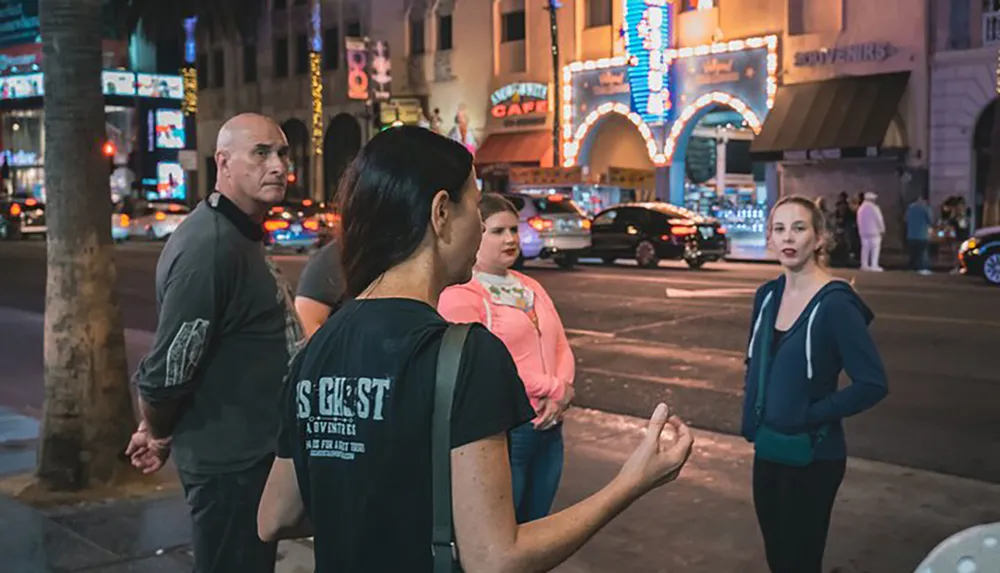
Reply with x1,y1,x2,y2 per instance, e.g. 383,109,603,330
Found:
545,0,562,168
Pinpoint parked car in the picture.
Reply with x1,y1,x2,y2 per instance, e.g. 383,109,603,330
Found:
958,225,1000,286
112,199,190,241
263,199,325,252
500,192,591,269
0,196,46,240
589,202,728,269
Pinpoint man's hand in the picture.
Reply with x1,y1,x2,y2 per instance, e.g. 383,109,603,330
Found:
125,421,172,475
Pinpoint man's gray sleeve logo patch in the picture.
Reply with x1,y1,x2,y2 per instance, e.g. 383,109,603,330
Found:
165,318,210,388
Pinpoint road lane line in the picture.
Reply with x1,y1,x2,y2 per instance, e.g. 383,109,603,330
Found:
565,271,761,289
612,308,737,336
565,328,617,338
576,366,741,396
567,330,747,361
555,290,997,328
664,287,756,298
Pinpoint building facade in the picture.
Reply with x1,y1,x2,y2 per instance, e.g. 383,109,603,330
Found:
194,0,374,203
929,0,999,230
0,2,189,204
747,0,932,253
552,0,932,255
193,0,938,255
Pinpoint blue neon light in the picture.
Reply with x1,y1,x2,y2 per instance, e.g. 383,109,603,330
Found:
624,0,672,125
310,2,322,52
183,17,197,65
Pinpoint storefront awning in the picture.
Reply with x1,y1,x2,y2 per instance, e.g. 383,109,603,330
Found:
750,71,910,161
474,130,554,168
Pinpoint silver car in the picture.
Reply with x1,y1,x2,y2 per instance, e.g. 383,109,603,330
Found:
113,200,190,241
501,192,592,269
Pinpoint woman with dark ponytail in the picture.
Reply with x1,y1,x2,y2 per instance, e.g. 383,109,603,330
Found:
257,126,694,573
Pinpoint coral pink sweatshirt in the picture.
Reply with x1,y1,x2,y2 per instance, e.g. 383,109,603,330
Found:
438,270,575,412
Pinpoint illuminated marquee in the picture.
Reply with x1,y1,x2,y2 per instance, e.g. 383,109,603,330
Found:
663,34,778,162
490,82,549,119
561,57,663,167
624,0,672,124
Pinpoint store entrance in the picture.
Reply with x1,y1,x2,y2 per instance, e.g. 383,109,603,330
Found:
671,104,768,259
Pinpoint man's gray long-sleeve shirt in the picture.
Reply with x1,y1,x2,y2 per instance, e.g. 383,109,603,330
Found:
134,192,304,474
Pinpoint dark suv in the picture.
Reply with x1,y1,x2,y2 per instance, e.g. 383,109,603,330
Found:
589,202,728,269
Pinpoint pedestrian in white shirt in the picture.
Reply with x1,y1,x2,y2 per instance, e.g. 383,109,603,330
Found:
856,192,886,271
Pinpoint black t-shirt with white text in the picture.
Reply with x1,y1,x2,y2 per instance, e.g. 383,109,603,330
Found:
277,298,535,573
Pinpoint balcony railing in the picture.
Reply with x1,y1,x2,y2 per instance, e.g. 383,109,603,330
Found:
983,10,1000,45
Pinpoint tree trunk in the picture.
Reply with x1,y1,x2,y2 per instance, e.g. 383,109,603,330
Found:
37,0,134,490
985,94,1000,228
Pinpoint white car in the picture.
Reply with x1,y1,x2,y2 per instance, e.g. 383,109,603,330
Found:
112,200,190,241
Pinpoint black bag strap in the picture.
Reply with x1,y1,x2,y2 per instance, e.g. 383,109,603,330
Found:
431,323,471,573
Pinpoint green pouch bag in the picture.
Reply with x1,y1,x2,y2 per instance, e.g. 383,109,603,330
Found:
754,425,817,467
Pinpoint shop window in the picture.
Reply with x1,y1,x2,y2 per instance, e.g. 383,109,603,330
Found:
438,14,453,51
211,49,224,88
196,53,208,89
948,0,970,48
587,0,612,27
243,44,257,84
410,17,425,55
502,10,526,43
295,33,309,74
274,37,289,78
347,20,362,37
983,0,1000,45
324,28,340,69
788,0,842,35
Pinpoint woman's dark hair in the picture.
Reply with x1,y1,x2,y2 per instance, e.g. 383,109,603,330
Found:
337,126,474,297
480,193,518,222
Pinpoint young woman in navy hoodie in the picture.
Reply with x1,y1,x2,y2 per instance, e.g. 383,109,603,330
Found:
742,196,889,573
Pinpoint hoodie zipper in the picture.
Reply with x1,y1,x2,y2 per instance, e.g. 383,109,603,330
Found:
533,312,548,376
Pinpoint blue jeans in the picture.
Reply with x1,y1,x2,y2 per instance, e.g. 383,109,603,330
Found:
508,422,564,523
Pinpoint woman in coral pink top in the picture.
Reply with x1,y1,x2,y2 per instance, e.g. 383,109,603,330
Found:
439,193,575,523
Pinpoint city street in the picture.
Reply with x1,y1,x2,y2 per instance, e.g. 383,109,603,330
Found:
1,240,998,484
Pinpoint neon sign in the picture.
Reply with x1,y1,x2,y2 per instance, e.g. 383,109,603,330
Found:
346,37,369,100
490,82,549,119
624,0,673,124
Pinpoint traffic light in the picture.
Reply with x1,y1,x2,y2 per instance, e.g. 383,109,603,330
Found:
103,141,116,175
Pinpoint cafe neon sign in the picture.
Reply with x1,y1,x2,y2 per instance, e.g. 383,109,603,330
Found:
490,82,549,118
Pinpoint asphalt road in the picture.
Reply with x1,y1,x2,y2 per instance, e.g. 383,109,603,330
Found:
1,240,998,483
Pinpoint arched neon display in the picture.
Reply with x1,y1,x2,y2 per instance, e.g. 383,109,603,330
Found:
662,91,762,161
562,102,664,167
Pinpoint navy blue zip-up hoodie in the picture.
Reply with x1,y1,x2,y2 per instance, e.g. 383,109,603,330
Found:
740,276,889,460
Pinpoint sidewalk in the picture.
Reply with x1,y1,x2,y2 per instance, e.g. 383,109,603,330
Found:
3,404,999,572
2,308,999,572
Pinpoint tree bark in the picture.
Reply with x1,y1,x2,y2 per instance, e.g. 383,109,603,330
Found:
985,94,1000,227
37,0,134,490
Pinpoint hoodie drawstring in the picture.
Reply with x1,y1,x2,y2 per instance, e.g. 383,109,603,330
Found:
805,303,820,380
747,291,773,360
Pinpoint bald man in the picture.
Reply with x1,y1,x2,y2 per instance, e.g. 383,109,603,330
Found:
127,114,305,573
